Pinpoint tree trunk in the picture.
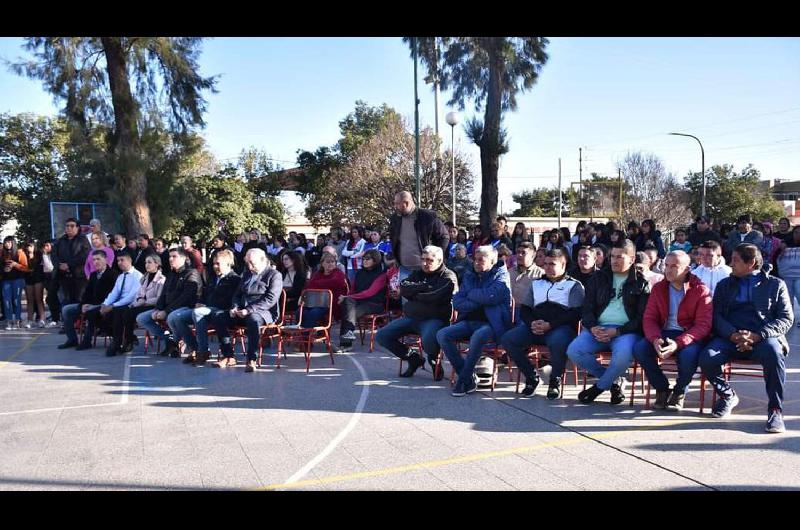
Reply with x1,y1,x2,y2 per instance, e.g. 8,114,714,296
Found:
101,37,153,236
478,38,504,232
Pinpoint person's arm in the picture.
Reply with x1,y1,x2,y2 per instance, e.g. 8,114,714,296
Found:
618,280,650,336
431,216,450,256
286,271,306,299
84,253,93,279
711,279,738,340
642,285,663,343
759,279,794,339
244,270,283,314
165,270,201,313
581,273,600,330
350,273,387,300
655,235,666,259
70,237,91,271
415,269,457,304
102,275,123,307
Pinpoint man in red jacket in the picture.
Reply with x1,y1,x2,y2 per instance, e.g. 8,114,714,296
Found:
633,250,712,410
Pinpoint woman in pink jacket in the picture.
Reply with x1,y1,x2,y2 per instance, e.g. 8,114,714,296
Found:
84,232,115,278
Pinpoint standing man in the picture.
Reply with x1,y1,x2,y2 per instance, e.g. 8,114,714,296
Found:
699,243,793,433
566,240,650,404
508,242,544,319
725,215,763,260
53,217,92,307
389,191,450,283
633,251,712,410
688,215,721,249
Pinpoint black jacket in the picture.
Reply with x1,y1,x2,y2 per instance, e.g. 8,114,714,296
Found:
80,268,119,306
284,270,307,311
388,207,450,267
132,246,156,274
53,233,91,279
202,271,240,310
688,228,722,248
520,275,585,330
400,265,457,322
206,245,233,285
581,266,651,335
155,266,202,314
568,265,598,288
231,267,283,323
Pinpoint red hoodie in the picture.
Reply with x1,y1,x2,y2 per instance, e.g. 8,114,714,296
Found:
306,268,349,320
643,273,712,349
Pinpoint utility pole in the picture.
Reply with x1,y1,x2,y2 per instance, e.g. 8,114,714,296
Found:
413,37,421,206
579,147,583,217
618,168,623,217
558,158,563,229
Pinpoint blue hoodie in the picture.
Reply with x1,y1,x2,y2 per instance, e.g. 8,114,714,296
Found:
452,261,512,340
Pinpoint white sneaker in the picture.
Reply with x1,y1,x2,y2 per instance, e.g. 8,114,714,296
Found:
23,320,33,329
46,321,60,328
37,320,46,328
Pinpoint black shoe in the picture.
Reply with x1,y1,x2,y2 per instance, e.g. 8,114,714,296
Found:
451,381,466,397
430,357,444,382
159,339,178,357
653,389,671,410
546,377,561,400
666,390,685,411
120,342,134,354
610,382,626,405
400,353,424,378
57,340,78,349
578,384,604,404
75,341,93,351
464,374,478,394
521,375,540,397
105,339,120,357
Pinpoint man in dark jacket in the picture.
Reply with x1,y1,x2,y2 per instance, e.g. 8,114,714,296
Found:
566,240,651,404
375,245,457,380
169,249,240,366
436,245,513,397
135,247,202,357
699,243,793,433
53,217,92,305
57,250,118,350
212,248,283,372
132,234,157,275
569,245,599,288
389,191,450,282
688,216,722,249
501,249,585,400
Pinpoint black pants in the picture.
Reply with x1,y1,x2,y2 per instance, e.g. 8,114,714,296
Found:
339,298,384,334
82,307,111,344
214,312,267,361
57,273,88,306
115,305,154,344
44,272,61,322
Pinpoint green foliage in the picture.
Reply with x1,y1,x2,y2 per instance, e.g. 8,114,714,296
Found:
684,164,785,224
511,187,578,217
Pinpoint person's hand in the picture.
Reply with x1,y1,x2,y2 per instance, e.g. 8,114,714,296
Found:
99,304,112,315
239,308,249,317
591,326,607,341
195,303,205,308
59,263,69,272
739,330,762,345
659,338,678,358
81,304,91,314
229,309,237,318
730,331,742,344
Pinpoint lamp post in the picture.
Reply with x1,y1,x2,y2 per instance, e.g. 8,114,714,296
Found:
669,132,706,217
446,111,460,226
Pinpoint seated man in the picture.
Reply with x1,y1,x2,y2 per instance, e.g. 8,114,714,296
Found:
375,246,457,380
633,251,712,410
337,249,387,351
508,242,544,319
446,243,472,286
135,248,202,357
568,245,599,288
436,245,512,397
699,243,793,433
169,249,240,366
58,250,119,350
566,240,650,404
501,249,584,399
693,240,731,297
99,253,143,356
211,248,282,372
132,234,156,274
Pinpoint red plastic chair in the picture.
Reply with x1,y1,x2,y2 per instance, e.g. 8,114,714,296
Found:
698,358,765,414
276,289,334,373
255,289,287,367
357,292,394,353
514,322,582,398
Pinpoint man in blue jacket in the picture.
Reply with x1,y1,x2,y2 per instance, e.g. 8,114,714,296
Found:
699,243,793,433
436,245,512,397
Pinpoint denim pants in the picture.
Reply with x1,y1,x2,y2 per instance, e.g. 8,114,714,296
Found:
375,315,449,361
783,277,800,313
699,336,786,412
1,278,25,321
566,327,640,390
62,303,82,344
501,323,577,382
632,329,703,394
136,309,170,339
166,307,196,350
192,306,226,352
436,320,496,385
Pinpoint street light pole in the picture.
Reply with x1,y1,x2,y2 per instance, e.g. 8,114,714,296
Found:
669,132,706,217
413,37,421,206
446,111,460,226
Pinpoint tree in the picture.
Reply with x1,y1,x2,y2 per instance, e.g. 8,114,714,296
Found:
511,187,578,217
11,37,217,235
684,164,785,225
302,110,476,229
616,151,692,230
407,37,549,230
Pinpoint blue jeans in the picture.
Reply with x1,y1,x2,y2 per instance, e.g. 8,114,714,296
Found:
212,312,267,361
2,278,25,321
62,303,82,344
632,330,702,394
193,306,226,352
166,307,195,350
375,315,449,361
566,327,640,390
437,320,496,385
784,277,800,313
699,336,786,412
135,309,169,339
501,323,577,382
299,307,328,328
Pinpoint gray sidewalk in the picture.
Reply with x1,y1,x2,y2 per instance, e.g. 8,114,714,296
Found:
0,324,797,490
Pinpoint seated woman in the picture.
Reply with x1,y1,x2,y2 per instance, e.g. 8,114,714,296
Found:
383,253,402,311
114,255,166,352
337,249,387,350
84,232,115,280
300,252,349,328
279,250,308,314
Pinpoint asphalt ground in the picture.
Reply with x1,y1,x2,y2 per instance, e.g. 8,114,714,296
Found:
0,321,798,491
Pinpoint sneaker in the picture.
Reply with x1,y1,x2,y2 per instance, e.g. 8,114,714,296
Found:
23,320,33,329
610,382,626,405
159,339,179,357
653,389,671,410
521,375,540,397
194,351,211,366
46,321,60,328
666,391,685,411
546,377,561,400
578,384,604,404
464,374,479,394
340,330,356,341
451,381,466,397
711,392,739,418
765,409,786,433
399,352,424,378
245,360,257,373
37,320,46,328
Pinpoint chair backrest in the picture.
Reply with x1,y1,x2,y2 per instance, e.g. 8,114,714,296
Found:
299,288,333,329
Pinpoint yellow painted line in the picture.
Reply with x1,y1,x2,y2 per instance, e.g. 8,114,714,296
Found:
0,335,40,370
255,415,711,491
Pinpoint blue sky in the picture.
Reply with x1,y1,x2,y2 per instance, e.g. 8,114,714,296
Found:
1,37,798,215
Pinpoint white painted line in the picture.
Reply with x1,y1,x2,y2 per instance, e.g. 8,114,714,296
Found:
283,353,370,487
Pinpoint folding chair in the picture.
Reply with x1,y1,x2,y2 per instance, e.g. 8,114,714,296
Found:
277,289,334,373
256,289,287,367
397,304,454,381
357,292,394,353
514,321,582,398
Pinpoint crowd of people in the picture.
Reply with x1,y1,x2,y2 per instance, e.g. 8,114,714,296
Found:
0,194,796,434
